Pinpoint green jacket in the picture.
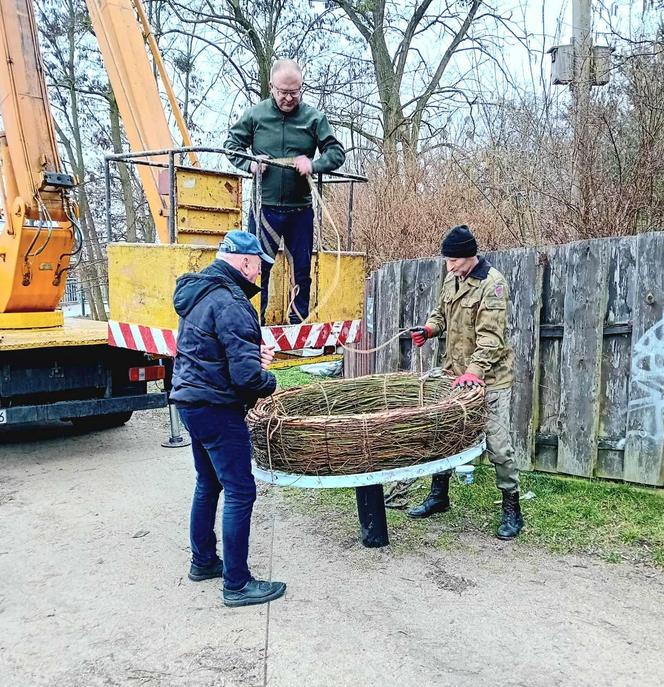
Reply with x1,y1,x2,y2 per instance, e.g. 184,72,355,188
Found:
425,257,513,390
224,97,345,207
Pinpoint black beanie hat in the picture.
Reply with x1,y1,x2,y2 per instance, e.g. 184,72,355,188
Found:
441,225,478,258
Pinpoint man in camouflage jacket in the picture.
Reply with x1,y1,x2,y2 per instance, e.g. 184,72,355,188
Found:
409,225,524,539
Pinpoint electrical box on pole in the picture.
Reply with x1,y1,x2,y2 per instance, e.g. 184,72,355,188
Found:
548,44,614,87
591,45,614,86
548,45,575,84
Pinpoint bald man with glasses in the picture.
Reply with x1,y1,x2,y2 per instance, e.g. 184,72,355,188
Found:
225,59,345,325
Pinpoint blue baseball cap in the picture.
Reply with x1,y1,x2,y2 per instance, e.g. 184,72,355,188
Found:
217,230,274,264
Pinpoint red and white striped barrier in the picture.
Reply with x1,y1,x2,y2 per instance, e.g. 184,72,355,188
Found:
260,319,362,351
108,318,362,357
108,320,177,357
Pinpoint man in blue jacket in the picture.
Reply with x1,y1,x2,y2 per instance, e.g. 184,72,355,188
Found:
225,59,345,324
171,230,286,608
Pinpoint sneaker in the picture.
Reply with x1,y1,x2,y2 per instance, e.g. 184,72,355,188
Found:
188,559,224,582
223,578,287,608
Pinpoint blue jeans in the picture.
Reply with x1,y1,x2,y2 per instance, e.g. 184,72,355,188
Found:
249,206,314,324
178,405,256,590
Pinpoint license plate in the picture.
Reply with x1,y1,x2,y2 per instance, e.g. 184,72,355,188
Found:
0,409,6,424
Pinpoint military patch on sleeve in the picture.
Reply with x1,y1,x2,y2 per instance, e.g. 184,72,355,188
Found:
494,283,505,298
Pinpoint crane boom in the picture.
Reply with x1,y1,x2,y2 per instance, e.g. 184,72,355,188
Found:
85,0,199,245
0,0,78,326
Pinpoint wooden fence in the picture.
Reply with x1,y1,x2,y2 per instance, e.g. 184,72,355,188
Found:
345,232,664,487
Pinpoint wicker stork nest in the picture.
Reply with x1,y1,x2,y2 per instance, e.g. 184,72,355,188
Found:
247,372,486,476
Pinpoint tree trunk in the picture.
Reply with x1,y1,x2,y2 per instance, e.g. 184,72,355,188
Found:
76,260,98,320
108,93,138,242
64,11,107,319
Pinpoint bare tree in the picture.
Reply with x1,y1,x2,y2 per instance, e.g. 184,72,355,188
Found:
165,0,343,106
108,93,139,243
328,0,524,167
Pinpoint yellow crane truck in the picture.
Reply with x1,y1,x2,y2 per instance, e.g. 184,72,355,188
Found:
1,0,365,433
0,0,166,430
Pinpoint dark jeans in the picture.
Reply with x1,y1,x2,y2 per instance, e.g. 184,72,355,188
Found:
249,205,314,324
178,405,256,590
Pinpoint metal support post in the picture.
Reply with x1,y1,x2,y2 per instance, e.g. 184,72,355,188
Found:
254,165,263,244
347,181,354,250
168,151,176,244
162,403,190,448
316,173,324,251
355,484,389,548
161,358,190,448
104,158,112,242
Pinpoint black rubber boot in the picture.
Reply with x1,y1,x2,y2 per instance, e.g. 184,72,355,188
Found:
407,473,451,519
188,559,224,582
496,490,524,540
223,578,287,608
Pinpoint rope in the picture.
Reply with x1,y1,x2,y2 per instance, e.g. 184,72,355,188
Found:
318,382,332,416
249,159,443,684
282,244,306,323
262,418,278,687
250,167,305,324
339,328,410,355
304,175,341,325
250,158,435,364
250,158,340,326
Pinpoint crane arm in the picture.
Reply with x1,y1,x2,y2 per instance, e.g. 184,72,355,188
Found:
85,0,199,244
0,0,70,221
0,0,78,322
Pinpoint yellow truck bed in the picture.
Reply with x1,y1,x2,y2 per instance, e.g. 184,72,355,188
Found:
108,243,365,330
0,317,108,352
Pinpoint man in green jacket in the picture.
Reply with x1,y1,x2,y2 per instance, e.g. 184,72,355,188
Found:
224,59,345,324
408,225,524,540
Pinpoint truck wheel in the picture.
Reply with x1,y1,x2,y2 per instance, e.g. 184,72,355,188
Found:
71,411,133,430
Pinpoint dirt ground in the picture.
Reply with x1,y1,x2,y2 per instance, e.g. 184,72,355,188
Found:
1,409,663,687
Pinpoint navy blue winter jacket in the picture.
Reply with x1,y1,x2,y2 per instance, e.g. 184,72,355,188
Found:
170,260,276,408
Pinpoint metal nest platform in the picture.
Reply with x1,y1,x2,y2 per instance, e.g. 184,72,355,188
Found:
252,439,485,488
248,372,487,548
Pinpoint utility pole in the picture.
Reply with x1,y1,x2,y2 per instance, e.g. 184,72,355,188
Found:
572,0,593,230
550,1,613,233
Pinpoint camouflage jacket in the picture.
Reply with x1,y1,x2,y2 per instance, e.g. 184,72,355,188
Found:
425,257,513,389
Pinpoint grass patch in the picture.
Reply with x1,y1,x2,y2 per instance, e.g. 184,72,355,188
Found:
273,366,312,390
271,368,664,567
284,467,664,567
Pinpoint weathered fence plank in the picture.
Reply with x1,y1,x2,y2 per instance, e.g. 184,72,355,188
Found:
344,275,376,379
399,259,420,372
624,233,664,486
375,261,402,374
486,248,542,471
360,232,664,485
535,245,568,473
557,240,610,477
364,274,377,377
398,257,445,374
413,257,446,374
597,237,637,479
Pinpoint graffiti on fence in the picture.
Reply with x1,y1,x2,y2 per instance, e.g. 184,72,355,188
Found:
628,317,664,442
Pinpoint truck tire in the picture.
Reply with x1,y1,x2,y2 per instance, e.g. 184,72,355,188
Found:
70,411,133,430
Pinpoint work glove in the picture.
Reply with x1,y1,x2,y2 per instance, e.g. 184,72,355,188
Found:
452,373,485,389
409,325,434,347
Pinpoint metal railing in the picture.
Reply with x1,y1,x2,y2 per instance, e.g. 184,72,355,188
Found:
104,146,367,249
62,275,79,304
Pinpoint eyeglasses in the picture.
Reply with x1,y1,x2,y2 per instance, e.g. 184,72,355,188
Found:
272,86,303,99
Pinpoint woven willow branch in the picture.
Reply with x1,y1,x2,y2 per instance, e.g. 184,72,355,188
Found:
248,373,487,476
